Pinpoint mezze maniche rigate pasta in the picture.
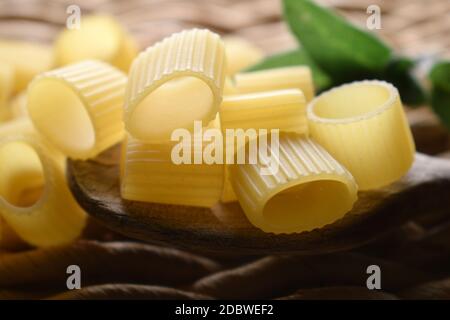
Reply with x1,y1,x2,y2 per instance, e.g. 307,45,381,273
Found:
0,119,86,247
0,19,416,248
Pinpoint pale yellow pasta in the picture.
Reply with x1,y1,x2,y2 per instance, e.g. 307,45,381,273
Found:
307,80,415,190
218,92,239,203
8,91,28,119
27,60,127,160
54,15,138,72
223,37,264,76
235,66,315,102
124,29,226,142
0,119,86,247
230,135,358,234
219,89,308,203
0,118,34,137
0,121,30,250
224,77,238,95
121,118,224,207
220,89,308,134
0,62,14,121
0,40,54,93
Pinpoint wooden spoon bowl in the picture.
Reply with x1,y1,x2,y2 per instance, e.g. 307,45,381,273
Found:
67,144,450,255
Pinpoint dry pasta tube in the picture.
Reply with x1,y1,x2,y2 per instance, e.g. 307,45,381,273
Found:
219,89,308,203
230,135,358,234
220,77,242,202
0,63,14,122
121,118,224,207
54,15,138,72
0,152,28,253
27,60,127,160
220,89,308,134
223,37,264,76
0,121,37,213
307,80,415,190
0,40,54,93
124,29,226,142
235,66,315,102
0,133,86,247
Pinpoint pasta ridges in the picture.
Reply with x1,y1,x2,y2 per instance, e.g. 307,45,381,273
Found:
28,60,127,159
235,66,314,102
230,135,358,234
124,29,226,142
307,80,415,190
220,89,308,135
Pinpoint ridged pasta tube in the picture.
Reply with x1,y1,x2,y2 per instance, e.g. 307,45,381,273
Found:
234,66,315,102
0,120,32,249
0,119,86,247
55,15,138,72
220,89,308,134
307,80,415,190
124,29,226,142
219,89,308,203
121,117,224,207
230,135,358,234
27,60,127,160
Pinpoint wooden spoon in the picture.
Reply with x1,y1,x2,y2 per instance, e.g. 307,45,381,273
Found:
67,145,450,255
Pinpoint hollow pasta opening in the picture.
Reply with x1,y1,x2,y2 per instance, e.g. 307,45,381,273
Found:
28,78,96,155
129,76,213,140
0,141,44,208
311,82,391,120
262,180,354,232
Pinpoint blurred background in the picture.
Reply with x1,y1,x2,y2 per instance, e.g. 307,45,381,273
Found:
0,0,449,58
